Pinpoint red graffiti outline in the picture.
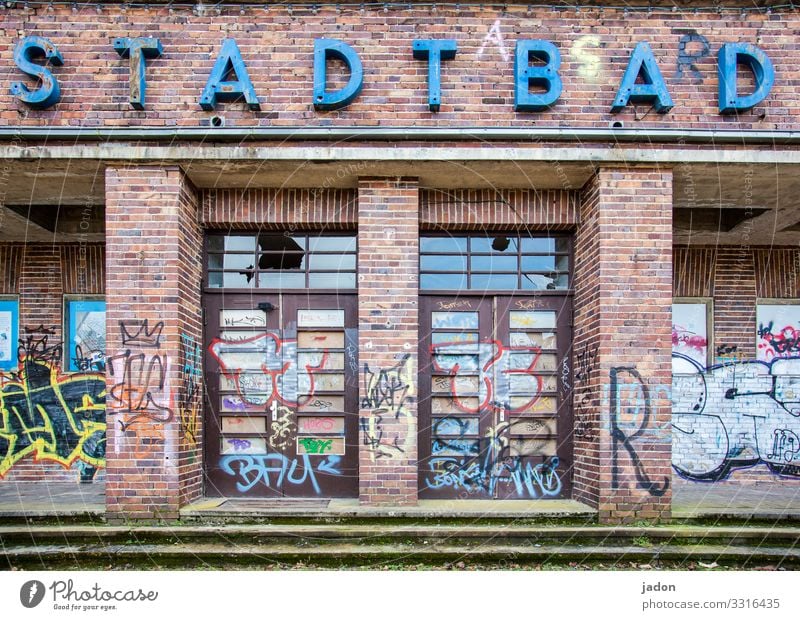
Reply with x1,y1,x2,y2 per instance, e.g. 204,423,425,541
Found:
431,339,544,414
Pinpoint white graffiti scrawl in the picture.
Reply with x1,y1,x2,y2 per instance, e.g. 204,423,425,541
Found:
672,352,800,480
208,332,328,407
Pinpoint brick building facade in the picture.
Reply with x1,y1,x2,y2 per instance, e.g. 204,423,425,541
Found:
0,0,798,523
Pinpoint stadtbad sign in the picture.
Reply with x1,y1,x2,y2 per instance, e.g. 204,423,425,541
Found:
9,34,775,115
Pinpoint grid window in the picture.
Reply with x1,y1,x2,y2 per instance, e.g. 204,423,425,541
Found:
206,233,357,290
420,234,570,291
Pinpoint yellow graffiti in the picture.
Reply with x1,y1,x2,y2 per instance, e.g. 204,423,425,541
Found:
0,359,106,476
179,405,200,447
269,404,296,451
571,35,602,81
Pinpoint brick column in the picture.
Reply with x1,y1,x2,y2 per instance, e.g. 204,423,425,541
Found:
357,178,419,506
573,168,673,524
105,166,203,521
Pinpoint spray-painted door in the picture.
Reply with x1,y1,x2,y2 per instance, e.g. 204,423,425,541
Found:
419,295,572,499
203,294,358,498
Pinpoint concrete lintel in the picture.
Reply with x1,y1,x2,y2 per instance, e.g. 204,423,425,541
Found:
0,146,800,166
0,204,59,242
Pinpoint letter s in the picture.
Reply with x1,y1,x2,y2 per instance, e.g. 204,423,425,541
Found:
10,36,63,109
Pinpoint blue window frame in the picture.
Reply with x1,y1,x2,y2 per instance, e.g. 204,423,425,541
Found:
65,299,106,372
0,298,19,371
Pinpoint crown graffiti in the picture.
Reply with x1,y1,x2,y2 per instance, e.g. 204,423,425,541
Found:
120,319,164,347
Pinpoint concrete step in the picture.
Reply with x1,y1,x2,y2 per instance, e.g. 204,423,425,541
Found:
3,541,799,569
0,522,800,550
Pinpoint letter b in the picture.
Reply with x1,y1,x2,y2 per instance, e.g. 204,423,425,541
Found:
514,40,562,112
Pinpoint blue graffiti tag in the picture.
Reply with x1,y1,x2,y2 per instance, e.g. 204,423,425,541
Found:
220,454,342,494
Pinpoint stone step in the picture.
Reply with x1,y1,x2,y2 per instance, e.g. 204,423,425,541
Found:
2,524,800,547
3,542,799,570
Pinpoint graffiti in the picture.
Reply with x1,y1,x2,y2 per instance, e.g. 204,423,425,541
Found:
361,355,414,460
758,322,800,361
0,353,106,480
220,453,342,494
437,300,473,311
671,325,708,354
269,401,296,451
425,454,561,499
304,398,334,410
561,356,571,396
672,353,800,480
575,342,597,384
715,343,738,357
73,344,106,372
209,332,327,408
345,342,359,374
108,348,173,430
477,19,510,61
675,31,710,81
228,438,251,451
19,325,62,366
301,417,336,432
298,437,333,454
427,411,562,498
573,343,597,441
514,300,539,310
120,319,163,348
179,332,201,445
432,341,544,414
362,355,413,410
571,34,602,81
610,366,669,496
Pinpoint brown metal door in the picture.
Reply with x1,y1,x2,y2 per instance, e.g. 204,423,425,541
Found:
419,295,572,499
203,293,358,498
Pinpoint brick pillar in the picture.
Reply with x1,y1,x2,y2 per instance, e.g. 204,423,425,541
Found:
357,178,419,506
573,168,673,524
105,166,202,521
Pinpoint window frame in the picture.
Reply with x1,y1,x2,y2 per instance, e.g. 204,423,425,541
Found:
419,232,572,293
672,296,714,371
204,231,358,292
755,297,800,365
63,295,106,372
0,296,19,371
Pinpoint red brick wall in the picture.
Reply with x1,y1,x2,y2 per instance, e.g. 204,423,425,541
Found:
105,166,201,520
0,243,106,484
357,178,419,505
420,189,578,230
0,6,796,130
202,188,357,229
575,168,673,524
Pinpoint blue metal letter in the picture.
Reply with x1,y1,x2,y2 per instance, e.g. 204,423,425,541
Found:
199,38,261,111
611,42,673,113
718,43,775,114
412,39,457,112
514,40,562,112
113,37,163,110
313,39,363,111
9,36,63,109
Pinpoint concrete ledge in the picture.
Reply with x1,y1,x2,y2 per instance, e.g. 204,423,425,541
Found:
180,498,597,520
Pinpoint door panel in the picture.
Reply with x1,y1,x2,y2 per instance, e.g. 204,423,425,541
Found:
204,293,358,498
419,295,572,499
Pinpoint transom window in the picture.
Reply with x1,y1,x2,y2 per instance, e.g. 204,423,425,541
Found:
206,233,357,290
419,234,570,291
